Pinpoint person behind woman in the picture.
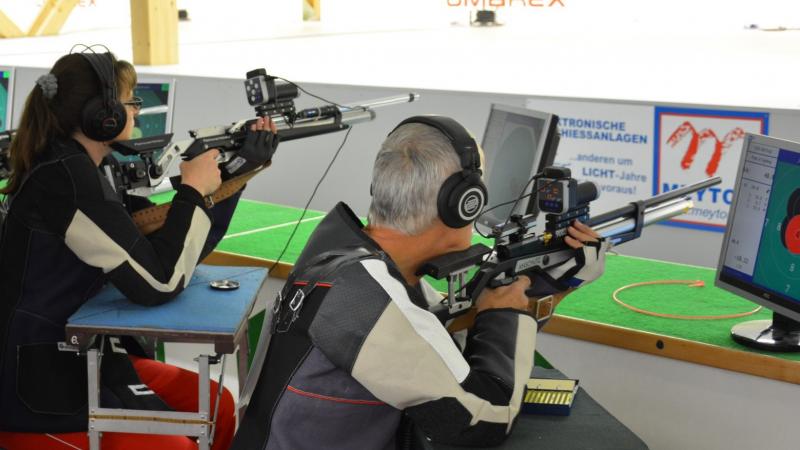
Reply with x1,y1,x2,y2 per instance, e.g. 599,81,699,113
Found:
0,49,276,450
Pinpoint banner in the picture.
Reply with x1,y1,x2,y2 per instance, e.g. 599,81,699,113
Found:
654,106,769,231
525,99,770,232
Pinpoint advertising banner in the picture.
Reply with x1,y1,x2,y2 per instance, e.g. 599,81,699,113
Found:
525,99,770,232
654,106,769,231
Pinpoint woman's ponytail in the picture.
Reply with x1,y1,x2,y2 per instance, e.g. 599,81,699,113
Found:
1,83,62,194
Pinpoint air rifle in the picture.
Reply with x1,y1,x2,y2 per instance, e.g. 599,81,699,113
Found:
106,68,419,196
417,167,722,324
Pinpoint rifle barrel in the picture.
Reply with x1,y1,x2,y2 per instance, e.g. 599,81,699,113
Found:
593,197,694,243
272,93,418,128
344,93,420,110
588,177,720,228
275,109,376,142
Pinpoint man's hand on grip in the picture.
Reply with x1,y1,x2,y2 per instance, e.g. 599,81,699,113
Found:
476,275,532,314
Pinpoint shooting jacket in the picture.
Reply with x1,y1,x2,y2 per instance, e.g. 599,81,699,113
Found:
0,138,238,431
232,202,538,449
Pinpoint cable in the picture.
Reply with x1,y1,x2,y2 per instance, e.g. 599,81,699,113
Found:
260,76,354,275
69,43,111,55
612,280,763,320
474,174,537,239
275,77,352,110
474,193,536,238
459,176,562,299
210,354,226,442
474,176,560,241
268,127,353,276
449,175,557,299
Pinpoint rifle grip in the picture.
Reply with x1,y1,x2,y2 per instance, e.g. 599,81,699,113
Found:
489,276,517,289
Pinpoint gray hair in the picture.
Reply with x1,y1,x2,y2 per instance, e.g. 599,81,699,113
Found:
367,123,461,235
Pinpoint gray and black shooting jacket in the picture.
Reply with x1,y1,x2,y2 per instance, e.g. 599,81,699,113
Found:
232,202,538,449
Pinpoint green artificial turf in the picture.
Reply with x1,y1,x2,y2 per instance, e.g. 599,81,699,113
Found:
150,198,800,363
216,200,326,264
557,254,800,361
148,190,176,205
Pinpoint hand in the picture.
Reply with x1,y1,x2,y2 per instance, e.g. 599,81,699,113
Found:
546,220,611,289
564,220,601,249
180,149,222,197
476,275,531,314
223,116,280,179
250,116,277,134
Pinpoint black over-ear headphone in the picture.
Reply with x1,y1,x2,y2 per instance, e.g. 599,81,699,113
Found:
79,51,127,141
390,115,488,228
781,188,800,254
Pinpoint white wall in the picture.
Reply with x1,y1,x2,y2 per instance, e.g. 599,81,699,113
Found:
9,66,800,268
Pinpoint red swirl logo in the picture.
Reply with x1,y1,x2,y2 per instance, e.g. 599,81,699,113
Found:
666,122,745,177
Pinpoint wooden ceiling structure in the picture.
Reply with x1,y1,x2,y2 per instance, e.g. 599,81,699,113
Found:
0,0,178,65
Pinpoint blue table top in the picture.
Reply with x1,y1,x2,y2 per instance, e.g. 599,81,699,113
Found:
68,265,267,334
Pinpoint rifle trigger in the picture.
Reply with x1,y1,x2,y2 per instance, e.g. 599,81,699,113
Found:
489,276,517,289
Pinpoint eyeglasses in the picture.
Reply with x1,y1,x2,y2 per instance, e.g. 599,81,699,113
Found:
122,96,143,113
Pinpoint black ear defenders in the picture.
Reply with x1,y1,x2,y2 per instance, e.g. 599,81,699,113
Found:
781,188,800,254
79,51,127,141
389,115,488,229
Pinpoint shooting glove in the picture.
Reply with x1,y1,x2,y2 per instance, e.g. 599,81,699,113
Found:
222,128,280,179
528,238,612,295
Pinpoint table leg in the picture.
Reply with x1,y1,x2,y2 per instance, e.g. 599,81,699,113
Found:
87,348,101,450
237,325,250,419
198,355,211,450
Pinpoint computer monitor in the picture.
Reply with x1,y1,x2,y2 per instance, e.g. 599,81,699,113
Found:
0,67,14,131
132,77,175,138
716,133,800,352
111,78,176,169
0,67,14,180
477,104,560,230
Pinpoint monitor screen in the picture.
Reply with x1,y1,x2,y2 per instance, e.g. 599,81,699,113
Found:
132,78,175,138
477,104,559,230
717,133,800,325
112,78,176,167
0,67,14,131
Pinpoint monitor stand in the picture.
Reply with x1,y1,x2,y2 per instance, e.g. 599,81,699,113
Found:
731,312,800,352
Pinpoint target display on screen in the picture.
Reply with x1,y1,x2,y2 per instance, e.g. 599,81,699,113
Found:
132,80,175,138
477,104,559,230
718,134,800,321
112,78,175,165
0,68,14,132
752,155,800,298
